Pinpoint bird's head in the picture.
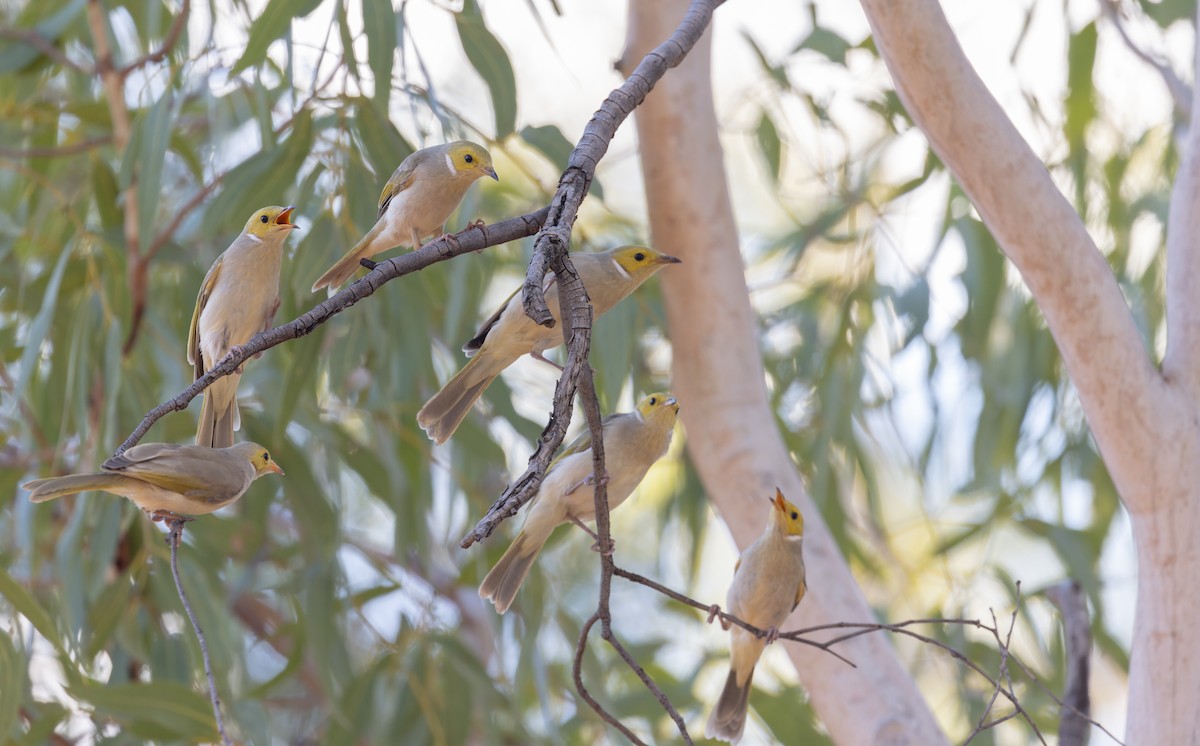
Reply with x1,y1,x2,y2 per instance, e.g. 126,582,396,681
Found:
634,392,680,429
445,141,498,181
233,442,285,478
769,488,804,538
609,245,682,280
244,206,297,239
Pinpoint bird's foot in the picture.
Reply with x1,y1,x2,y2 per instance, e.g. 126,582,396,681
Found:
760,626,780,645
359,258,378,270
466,218,487,231
148,512,193,546
529,349,564,371
589,538,616,556
220,346,248,373
706,604,730,629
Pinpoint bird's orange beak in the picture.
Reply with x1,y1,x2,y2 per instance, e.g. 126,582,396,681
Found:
266,460,285,476
773,488,787,513
275,206,296,228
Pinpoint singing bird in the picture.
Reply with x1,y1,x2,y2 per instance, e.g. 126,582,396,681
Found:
706,489,807,744
417,246,681,444
311,141,498,291
22,442,284,520
479,392,680,613
188,206,297,448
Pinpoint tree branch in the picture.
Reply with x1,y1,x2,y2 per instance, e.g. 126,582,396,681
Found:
858,0,1170,511
115,0,191,79
166,518,232,746
459,0,725,550
0,27,87,73
113,209,549,456
1046,580,1092,746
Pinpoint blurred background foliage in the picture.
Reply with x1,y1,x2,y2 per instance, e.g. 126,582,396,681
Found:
0,0,1181,742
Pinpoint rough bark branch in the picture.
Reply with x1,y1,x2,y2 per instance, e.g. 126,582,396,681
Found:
857,0,1169,509
1046,580,1092,746
459,0,723,549
1163,3,1200,396
113,209,549,456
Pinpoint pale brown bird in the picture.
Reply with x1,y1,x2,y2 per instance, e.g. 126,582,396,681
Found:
479,393,680,614
417,246,681,444
23,442,284,520
188,206,296,448
706,489,807,744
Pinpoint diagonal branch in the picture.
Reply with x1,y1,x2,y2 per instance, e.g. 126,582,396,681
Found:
858,0,1170,512
0,27,87,73
460,0,725,550
116,0,191,78
113,209,549,456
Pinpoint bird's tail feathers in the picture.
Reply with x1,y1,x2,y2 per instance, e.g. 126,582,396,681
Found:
478,530,547,614
196,377,239,449
23,473,133,503
311,223,387,292
705,666,754,744
417,353,504,445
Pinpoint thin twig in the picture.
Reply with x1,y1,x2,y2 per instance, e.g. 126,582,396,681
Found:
0,27,87,73
142,175,225,262
113,208,550,456
572,613,647,745
0,136,112,159
166,518,232,746
115,0,191,78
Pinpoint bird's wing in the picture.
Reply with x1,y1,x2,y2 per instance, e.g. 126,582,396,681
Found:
547,412,624,474
377,155,418,218
793,575,807,612
102,444,213,498
463,274,558,355
187,254,225,377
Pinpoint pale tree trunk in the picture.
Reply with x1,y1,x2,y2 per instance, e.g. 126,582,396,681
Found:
858,0,1200,743
624,1,947,743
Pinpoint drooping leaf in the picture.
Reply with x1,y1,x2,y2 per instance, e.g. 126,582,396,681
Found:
455,0,517,138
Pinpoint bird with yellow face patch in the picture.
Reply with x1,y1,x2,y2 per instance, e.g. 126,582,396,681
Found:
22,442,284,521
416,246,681,444
479,393,680,614
706,489,807,744
188,206,297,448
311,141,498,291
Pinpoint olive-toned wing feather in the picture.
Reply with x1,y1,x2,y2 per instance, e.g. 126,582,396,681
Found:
793,576,807,612
187,254,225,378
377,154,419,218
546,412,625,474
102,444,247,503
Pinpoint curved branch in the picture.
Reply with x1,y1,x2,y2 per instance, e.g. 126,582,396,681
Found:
116,0,191,78
858,0,1170,509
114,209,549,456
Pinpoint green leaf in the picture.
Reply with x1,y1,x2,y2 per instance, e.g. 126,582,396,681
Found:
0,567,65,655
0,628,26,738
355,96,413,175
796,27,851,65
455,0,517,138
755,111,782,182
0,0,85,73
134,91,175,248
741,31,789,89
68,679,218,741
362,0,397,106
230,0,323,75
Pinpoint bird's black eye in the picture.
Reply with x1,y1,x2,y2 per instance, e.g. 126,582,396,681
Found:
464,154,474,163
649,397,657,405
264,453,271,462
634,252,646,261
260,214,269,224
791,511,798,520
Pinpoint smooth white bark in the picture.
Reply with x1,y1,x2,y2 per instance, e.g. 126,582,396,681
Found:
857,0,1200,742
626,1,948,743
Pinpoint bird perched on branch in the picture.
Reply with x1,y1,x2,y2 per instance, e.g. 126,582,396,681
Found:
706,488,807,744
22,442,284,520
189,206,297,448
479,392,680,614
417,246,681,444
310,140,498,292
